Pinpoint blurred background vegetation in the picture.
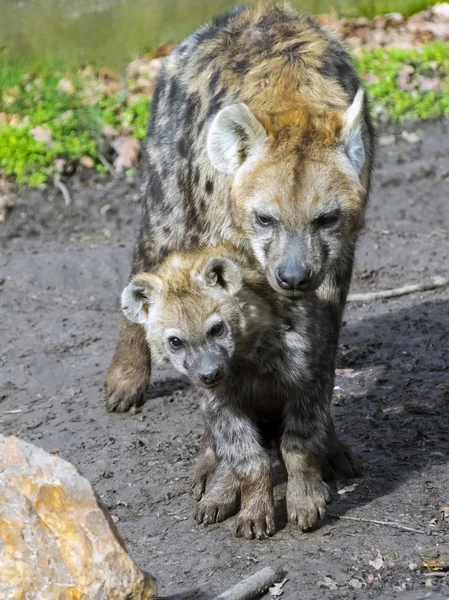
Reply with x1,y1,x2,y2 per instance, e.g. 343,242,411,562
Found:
1,0,448,187
0,0,439,68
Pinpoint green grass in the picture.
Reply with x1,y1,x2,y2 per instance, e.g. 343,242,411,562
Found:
356,42,449,120
1,41,449,187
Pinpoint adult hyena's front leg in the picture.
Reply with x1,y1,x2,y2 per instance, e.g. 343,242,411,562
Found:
104,316,151,413
281,386,333,531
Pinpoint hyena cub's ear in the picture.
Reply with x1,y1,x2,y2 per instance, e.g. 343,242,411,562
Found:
341,89,366,177
200,257,242,296
121,274,162,325
207,103,267,174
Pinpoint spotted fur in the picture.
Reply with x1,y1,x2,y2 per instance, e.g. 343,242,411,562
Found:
122,245,361,538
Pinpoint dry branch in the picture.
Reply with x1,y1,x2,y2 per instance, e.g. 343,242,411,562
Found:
212,566,285,600
328,513,428,535
53,174,72,207
347,276,449,303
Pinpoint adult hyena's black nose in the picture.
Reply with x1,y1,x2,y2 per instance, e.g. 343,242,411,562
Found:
199,366,221,386
275,263,312,290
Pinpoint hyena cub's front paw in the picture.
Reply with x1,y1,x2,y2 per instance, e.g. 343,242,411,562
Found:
190,448,218,501
286,474,331,531
235,496,276,540
194,463,240,525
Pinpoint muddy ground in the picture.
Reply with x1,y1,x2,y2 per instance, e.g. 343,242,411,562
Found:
1,120,449,599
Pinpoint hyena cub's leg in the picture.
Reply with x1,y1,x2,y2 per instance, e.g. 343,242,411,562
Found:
191,426,219,501
104,317,151,412
200,406,275,540
281,394,333,531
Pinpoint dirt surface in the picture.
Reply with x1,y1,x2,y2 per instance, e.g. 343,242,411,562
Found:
1,120,449,599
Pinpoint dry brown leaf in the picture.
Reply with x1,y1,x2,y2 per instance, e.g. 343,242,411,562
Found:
422,559,449,572
338,483,358,495
398,65,415,92
112,136,141,173
269,578,287,597
31,126,53,147
379,134,396,146
317,576,338,590
57,78,75,94
349,578,364,589
369,554,384,570
401,131,421,144
441,507,449,521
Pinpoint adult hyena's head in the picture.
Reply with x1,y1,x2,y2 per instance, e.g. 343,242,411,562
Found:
207,90,369,298
121,248,270,390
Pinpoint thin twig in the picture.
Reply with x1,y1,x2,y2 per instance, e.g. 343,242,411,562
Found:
212,566,285,600
328,513,428,535
53,174,72,207
99,153,117,177
348,276,449,303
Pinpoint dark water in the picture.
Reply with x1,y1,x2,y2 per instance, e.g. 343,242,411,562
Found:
1,0,433,69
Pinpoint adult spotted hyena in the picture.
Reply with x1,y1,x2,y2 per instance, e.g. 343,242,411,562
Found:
105,6,374,423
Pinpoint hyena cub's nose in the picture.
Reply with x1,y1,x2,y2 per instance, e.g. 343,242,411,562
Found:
276,264,312,291
199,366,222,386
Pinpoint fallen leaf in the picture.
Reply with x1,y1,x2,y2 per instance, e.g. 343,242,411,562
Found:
80,155,95,169
422,559,449,572
57,78,75,94
336,368,360,378
369,554,384,570
441,507,449,521
317,576,338,590
398,65,414,92
31,126,53,147
348,578,364,589
436,382,449,391
112,136,141,173
401,131,420,144
269,577,287,597
379,134,396,146
338,483,358,495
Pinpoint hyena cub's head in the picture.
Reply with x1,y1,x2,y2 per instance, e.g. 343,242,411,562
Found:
121,248,268,390
207,90,369,297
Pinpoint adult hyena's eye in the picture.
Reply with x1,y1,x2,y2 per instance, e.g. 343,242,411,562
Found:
209,322,225,337
255,213,275,227
314,209,340,228
168,336,183,349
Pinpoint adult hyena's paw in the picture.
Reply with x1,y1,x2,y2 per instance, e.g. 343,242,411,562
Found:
195,488,239,525
322,437,362,481
235,498,276,540
104,368,149,413
286,476,331,531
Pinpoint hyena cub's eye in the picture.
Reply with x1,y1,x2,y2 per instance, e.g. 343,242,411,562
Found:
168,336,183,349
209,322,225,337
255,213,276,227
314,209,340,228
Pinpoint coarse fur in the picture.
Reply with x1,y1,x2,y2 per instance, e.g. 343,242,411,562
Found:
123,245,360,539
105,4,375,414
104,5,373,534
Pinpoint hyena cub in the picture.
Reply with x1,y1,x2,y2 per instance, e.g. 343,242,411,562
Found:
122,245,358,539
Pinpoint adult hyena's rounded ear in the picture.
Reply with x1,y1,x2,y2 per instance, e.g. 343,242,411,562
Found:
201,257,242,296
121,273,162,325
341,89,366,177
207,103,268,174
